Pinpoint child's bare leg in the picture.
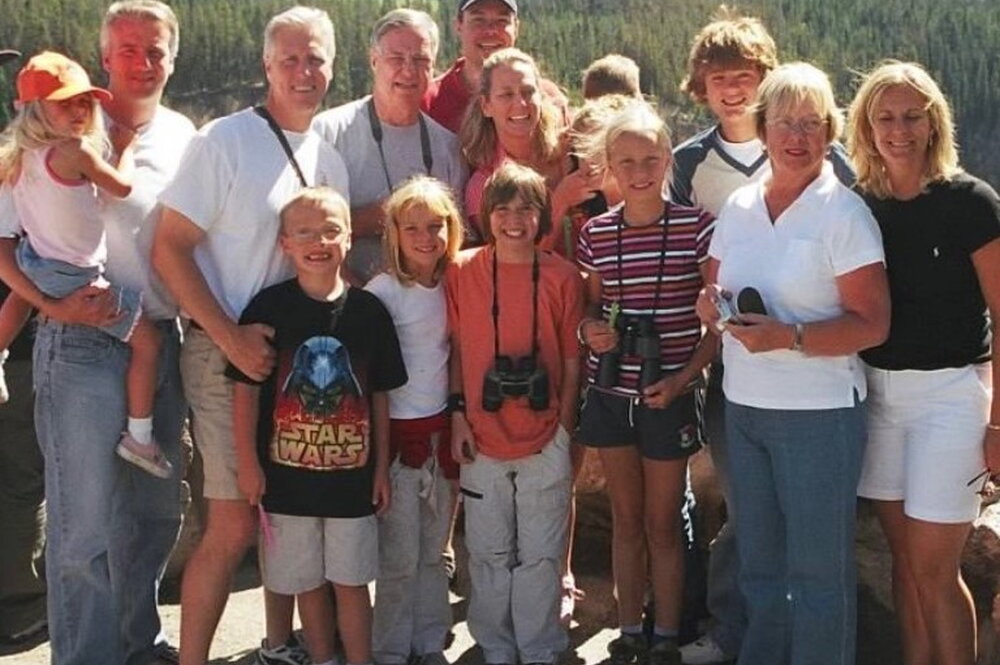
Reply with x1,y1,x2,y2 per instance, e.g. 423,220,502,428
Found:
0,293,32,403
0,292,33,351
117,317,171,477
297,584,336,663
334,583,372,665
264,588,295,649
126,316,161,421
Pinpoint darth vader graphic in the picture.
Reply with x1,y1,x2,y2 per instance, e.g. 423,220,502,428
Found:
270,336,370,471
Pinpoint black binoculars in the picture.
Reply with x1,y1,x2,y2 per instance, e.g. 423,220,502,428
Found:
596,315,662,389
482,355,550,412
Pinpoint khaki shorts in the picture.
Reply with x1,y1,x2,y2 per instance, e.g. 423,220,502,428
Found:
180,326,242,500
260,512,378,593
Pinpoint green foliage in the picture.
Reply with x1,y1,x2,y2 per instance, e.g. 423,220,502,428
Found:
1,0,997,184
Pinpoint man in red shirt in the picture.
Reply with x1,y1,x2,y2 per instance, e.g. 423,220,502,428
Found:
422,0,568,134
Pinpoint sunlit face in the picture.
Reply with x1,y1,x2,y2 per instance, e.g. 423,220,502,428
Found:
371,26,435,112
395,204,449,276
481,61,540,141
280,202,351,278
489,193,539,253
264,26,333,118
763,98,830,179
870,84,933,171
455,0,518,68
102,16,175,101
703,64,762,128
41,94,95,137
606,130,670,206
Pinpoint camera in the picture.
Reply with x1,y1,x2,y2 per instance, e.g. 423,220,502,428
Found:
482,355,550,412
596,315,662,389
713,294,739,332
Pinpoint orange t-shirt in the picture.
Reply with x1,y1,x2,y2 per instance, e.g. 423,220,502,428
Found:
446,247,584,460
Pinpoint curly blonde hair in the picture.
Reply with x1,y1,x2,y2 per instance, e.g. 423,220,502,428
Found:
847,60,960,199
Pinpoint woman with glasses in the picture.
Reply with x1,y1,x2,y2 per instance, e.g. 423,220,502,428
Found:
848,61,1000,665
695,62,889,665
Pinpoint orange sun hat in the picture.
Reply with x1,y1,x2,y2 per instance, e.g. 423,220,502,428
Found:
16,51,112,105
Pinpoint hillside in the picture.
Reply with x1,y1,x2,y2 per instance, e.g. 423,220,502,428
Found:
1,0,998,185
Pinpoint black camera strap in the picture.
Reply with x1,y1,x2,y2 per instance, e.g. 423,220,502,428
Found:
367,98,433,192
492,248,540,362
615,207,670,316
253,105,309,188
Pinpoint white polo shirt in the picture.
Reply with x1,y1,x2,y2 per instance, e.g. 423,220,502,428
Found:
710,163,885,410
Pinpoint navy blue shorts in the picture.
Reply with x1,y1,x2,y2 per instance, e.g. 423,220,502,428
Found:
577,386,703,460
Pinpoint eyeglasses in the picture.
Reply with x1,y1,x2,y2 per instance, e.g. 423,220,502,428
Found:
766,117,828,136
967,468,998,498
284,228,344,245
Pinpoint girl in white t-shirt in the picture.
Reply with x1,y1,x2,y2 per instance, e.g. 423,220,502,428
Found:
0,51,169,478
365,176,464,665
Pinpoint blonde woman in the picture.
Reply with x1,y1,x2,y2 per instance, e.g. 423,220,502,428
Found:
696,63,889,665
849,61,1000,665
460,48,596,248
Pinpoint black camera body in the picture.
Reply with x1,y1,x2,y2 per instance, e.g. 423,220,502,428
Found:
482,355,550,412
597,315,662,389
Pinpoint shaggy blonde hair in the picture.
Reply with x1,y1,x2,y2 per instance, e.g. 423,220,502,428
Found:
0,97,107,182
847,60,960,199
459,48,561,171
681,5,778,104
752,62,843,144
382,176,463,285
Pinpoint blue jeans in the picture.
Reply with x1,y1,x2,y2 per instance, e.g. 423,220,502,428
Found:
726,398,865,665
111,320,186,665
34,320,129,665
704,368,745,657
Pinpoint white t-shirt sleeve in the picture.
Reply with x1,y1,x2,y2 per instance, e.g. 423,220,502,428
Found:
707,200,732,261
158,131,235,231
0,182,21,237
827,197,885,276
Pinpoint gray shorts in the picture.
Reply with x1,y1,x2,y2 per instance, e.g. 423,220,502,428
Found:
16,239,141,341
259,512,378,593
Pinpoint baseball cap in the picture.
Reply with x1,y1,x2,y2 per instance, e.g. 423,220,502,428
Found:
16,51,112,105
0,49,20,65
458,0,518,15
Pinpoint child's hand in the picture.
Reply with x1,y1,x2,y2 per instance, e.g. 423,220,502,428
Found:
372,468,391,516
108,122,137,156
641,373,686,409
451,413,477,464
581,318,618,354
236,458,266,506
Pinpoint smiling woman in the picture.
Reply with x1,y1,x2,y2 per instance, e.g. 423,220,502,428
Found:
459,48,593,251
695,62,889,665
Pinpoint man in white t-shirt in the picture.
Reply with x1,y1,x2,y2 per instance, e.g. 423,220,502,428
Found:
313,8,466,285
0,4,194,664
152,8,349,665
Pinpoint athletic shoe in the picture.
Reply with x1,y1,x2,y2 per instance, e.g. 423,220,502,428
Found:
150,641,180,664
559,574,585,627
648,640,681,665
256,638,312,665
678,635,729,665
413,653,450,665
116,432,173,478
608,632,648,665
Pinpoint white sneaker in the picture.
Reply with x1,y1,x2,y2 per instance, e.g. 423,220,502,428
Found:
116,432,173,478
678,635,730,665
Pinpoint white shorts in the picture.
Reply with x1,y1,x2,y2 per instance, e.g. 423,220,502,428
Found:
260,512,378,593
858,364,990,523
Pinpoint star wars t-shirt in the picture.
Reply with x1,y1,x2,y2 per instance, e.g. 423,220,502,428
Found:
228,280,407,518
